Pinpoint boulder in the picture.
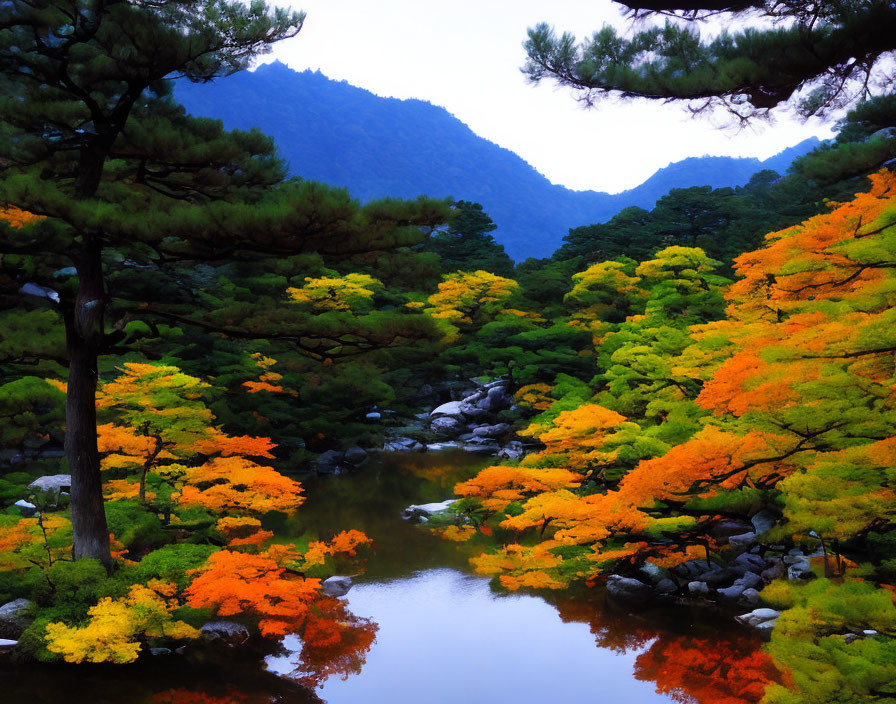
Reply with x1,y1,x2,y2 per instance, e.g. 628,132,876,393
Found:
734,571,763,590
472,423,510,438
150,647,173,656
403,499,457,521
430,401,467,418
200,621,250,646
655,578,678,595
476,386,509,412
728,532,757,548
384,437,424,452
688,581,711,596
750,510,777,536
498,441,525,460
27,474,71,496
712,519,753,538
0,599,33,639
741,588,761,604
430,416,465,436
460,438,502,455
736,608,780,628
717,584,745,600
461,390,486,405
482,379,510,389
311,450,345,474
426,442,460,451
343,446,368,467
734,553,768,573
788,561,815,581
0,639,17,652
702,567,741,586
606,575,654,605
365,412,382,420
13,500,37,517
761,559,786,582
869,126,896,141
321,576,353,598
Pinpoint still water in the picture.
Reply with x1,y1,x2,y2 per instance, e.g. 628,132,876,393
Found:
0,451,777,703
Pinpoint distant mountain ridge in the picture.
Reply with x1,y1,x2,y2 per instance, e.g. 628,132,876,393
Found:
175,62,820,260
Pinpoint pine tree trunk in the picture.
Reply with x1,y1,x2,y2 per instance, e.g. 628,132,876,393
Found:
64,239,112,570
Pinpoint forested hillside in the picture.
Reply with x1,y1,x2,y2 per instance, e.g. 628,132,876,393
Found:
175,62,819,260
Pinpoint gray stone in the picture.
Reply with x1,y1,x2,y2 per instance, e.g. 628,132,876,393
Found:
472,423,510,438
461,391,486,405
321,576,353,598
384,436,424,452
702,567,740,586
483,379,510,389
365,412,381,420
688,581,711,595
430,401,467,418
734,553,768,573
343,446,368,466
862,629,879,638
741,588,761,604
150,647,173,656
750,510,777,536
737,608,780,626
728,532,757,548
754,619,777,632
403,499,457,521
200,621,250,646
312,450,345,474
655,578,678,595
430,416,465,436
13,500,37,517
498,442,525,460
606,575,654,605
843,632,861,644
426,442,460,451
0,639,17,651
717,584,745,600
734,571,763,590
476,385,509,411
461,438,502,454
761,560,786,581
783,554,806,565
0,599,33,639
27,474,71,496
869,126,896,141
788,561,815,581
459,404,489,419
712,519,753,538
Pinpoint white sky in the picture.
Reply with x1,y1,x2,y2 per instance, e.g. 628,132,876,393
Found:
264,0,836,194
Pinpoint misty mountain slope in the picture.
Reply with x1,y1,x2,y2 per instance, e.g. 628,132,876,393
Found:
175,62,819,260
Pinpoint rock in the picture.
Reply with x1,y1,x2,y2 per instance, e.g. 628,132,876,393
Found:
734,553,767,573
717,584,745,600
0,639,17,651
741,588,761,604
783,554,805,565
712,519,753,538
321,576,353,598
150,647,173,656
426,442,460,451
460,438,502,455
606,575,654,605
311,450,345,474
343,446,368,466
734,571,763,590
788,561,815,581
761,559,786,581
472,423,510,438
750,510,777,536
728,532,757,548
754,619,777,633
688,580,711,595
702,567,741,586
430,416,465,436
461,390,486,405
13,500,37,517
736,608,780,628
869,126,896,141
430,401,467,418
200,621,250,646
384,437,424,452
863,629,879,638
655,578,678,595
365,412,382,420
476,385,509,412
0,599,33,639
498,441,525,460
843,632,861,644
27,474,71,496
403,499,457,521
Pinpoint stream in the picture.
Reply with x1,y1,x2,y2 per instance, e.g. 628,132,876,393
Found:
0,450,777,703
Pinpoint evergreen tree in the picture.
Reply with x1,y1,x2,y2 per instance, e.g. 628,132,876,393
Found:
424,201,514,276
0,0,448,568
523,1,896,120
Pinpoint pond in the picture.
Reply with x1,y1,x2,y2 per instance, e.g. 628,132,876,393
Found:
0,450,778,704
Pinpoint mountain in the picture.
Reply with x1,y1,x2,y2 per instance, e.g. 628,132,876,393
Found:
175,62,820,261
